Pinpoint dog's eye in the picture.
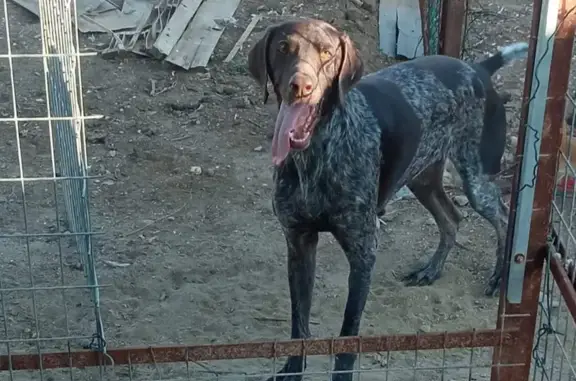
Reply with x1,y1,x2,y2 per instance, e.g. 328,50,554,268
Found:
278,41,289,53
320,49,332,61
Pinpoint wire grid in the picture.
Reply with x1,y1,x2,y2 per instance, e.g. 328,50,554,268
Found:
426,0,442,55
0,0,105,376
0,344,512,381
551,61,576,258
530,249,576,381
532,23,576,381
0,0,559,381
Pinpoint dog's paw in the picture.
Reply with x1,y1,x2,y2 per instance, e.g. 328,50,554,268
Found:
402,264,441,287
266,376,302,381
332,373,354,381
484,275,501,297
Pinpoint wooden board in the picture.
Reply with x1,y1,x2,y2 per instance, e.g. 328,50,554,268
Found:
378,0,400,57
10,0,151,33
166,0,242,69
223,14,261,63
396,0,424,59
151,0,203,57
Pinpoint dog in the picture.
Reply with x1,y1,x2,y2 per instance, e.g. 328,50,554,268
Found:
247,18,527,381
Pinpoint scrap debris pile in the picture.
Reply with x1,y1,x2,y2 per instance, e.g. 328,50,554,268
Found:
11,0,262,69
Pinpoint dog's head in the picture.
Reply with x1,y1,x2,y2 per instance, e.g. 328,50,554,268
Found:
247,18,364,166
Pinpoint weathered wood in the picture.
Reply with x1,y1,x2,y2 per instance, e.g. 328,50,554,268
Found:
396,0,424,58
151,0,203,57
378,0,400,56
439,0,466,57
166,0,242,69
223,14,261,63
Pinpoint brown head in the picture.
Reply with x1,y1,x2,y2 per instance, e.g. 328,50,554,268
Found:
247,19,364,166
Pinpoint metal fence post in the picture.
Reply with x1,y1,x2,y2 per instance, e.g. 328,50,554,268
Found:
491,0,576,379
37,0,105,352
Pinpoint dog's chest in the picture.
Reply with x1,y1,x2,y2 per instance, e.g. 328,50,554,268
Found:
273,156,379,227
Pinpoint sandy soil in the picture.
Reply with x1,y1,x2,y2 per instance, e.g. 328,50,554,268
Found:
0,0,534,379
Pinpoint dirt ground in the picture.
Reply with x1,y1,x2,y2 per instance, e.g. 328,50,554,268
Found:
0,0,534,379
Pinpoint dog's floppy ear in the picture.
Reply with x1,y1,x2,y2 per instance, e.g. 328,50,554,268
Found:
336,33,363,105
248,26,276,104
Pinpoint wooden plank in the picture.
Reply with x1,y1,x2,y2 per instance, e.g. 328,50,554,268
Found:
151,0,203,57
166,0,242,69
396,0,424,59
11,0,104,18
223,14,261,63
378,0,400,57
77,0,151,33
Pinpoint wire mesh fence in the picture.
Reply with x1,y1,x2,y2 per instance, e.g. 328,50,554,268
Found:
0,0,105,372
537,19,576,381
0,0,575,379
531,247,576,381
0,331,519,380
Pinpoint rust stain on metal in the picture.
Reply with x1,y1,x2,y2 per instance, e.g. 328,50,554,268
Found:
550,251,576,323
0,329,516,371
491,0,576,380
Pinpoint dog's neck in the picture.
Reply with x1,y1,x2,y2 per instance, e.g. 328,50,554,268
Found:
278,89,371,180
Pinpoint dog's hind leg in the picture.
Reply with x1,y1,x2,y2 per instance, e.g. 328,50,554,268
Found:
453,157,508,297
267,228,319,381
330,219,378,381
403,161,463,286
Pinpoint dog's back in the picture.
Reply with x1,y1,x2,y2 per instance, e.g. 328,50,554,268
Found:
356,55,490,191
355,44,527,184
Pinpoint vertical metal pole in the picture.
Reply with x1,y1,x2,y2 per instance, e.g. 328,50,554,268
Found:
506,0,559,305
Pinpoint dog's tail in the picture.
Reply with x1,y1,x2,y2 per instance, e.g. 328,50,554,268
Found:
478,42,529,76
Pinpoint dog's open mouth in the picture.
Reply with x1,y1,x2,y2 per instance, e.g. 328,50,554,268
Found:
272,101,318,166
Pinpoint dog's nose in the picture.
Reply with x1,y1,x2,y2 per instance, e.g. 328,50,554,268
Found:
289,73,314,98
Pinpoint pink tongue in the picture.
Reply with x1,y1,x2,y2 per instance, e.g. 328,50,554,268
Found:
272,102,311,166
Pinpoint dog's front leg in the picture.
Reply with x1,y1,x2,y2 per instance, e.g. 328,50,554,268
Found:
267,228,318,381
331,224,377,381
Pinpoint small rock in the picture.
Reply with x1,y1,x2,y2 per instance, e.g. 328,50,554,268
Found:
382,214,395,222
140,127,156,137
108,150,117,157
361,0,377,12
344,8,365,21
206,168,216,176
190,166,202,175
253,146,263,152
220,86,236,95
426,217,435,225
509,135,518,149
419,324,431,333
453,195,469,207
87,131,107,144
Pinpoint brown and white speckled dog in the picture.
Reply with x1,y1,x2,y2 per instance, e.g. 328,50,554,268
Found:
247,18,528,381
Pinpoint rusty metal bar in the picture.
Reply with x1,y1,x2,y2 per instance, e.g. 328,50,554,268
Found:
550,253,576,322
491,0,576,379
0,328,517,371
548,230,576,323
439,0,466,57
